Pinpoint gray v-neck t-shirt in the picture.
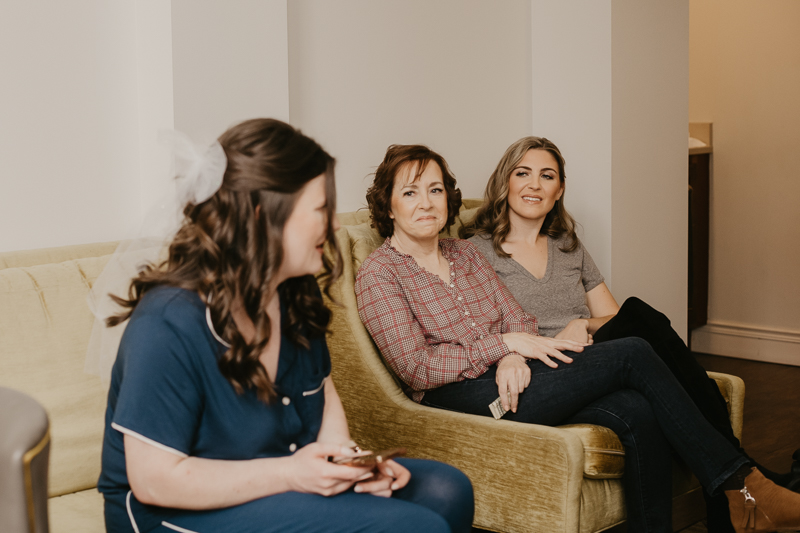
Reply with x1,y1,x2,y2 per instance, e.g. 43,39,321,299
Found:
468,233,604,338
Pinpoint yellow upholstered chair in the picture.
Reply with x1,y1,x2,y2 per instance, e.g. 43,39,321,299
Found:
323,204,745,533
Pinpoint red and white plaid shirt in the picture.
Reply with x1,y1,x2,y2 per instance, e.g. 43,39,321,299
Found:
355,238,538,402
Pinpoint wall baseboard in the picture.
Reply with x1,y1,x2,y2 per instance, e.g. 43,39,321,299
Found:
691,322,800,367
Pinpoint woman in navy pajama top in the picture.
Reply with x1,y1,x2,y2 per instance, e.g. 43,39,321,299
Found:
96,119,473,533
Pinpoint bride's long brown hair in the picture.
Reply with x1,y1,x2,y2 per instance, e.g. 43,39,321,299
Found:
107,118,342,403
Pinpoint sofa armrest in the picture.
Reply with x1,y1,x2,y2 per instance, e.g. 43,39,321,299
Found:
707,371,745,442
0,387,50,533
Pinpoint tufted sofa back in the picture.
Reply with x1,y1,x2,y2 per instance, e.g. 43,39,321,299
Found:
0,243,117,497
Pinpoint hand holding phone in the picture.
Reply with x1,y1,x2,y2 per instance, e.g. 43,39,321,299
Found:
339,447,410,496
333,447,406,468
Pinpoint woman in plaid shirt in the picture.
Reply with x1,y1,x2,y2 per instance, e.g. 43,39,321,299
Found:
355,144,800,533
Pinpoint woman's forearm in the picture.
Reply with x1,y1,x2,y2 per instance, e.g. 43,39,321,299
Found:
585,283,619,331
586,315,614,335
125,434,294,509
125,434,366,510
554,317,611,341
316,378,352,445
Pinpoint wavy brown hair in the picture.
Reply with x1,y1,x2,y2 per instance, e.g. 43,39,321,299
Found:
460,136,578,255
366,144,462,239
107,118,342,403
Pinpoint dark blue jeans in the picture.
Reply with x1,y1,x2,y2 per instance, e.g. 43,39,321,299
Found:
106,458,474,533
594,297,740,533
421,337,748,533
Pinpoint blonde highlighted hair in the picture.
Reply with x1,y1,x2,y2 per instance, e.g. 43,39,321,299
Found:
460,136,578,255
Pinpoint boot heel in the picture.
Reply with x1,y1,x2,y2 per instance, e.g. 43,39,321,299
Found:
726,468,800,533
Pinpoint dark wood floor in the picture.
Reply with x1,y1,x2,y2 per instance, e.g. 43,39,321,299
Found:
676,353,800,533
694,353,800,476
472,353,800,533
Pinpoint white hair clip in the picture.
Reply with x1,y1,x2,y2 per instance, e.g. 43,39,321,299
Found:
162,130,227,206
85,130,228,384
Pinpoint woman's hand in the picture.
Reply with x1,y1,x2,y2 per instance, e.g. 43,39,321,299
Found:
286,442,374,497
496,353,531,412
354,459,411,497
554,319,594,344
501,332,585,368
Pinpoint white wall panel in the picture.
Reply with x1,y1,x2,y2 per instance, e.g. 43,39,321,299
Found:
287,0,532,213
0,1,143,251
611,0,689,339
530,0,689,338
530,0,613,285
171,0,289,145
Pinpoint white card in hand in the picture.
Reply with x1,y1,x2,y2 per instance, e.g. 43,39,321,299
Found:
488,396,508,420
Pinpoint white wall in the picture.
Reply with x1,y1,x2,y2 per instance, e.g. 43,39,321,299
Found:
610,0,689,339
0,1,143,251
171,0,289,146
1,0,692,340
689,0,800,365
531,0,689,339
134,0,175,213
530,0,613,284
287,0,533,213
0,0,290,253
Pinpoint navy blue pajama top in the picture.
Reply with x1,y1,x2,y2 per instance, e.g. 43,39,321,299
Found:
97,285,330,528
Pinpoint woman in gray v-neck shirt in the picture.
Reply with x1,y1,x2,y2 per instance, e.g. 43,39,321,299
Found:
462,135,800,532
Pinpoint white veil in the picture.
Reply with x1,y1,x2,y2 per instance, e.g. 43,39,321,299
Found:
85,130,227,384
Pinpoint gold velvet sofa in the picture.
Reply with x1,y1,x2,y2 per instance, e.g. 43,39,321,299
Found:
325,203,746,533
0,202,744,532
0,241,117,533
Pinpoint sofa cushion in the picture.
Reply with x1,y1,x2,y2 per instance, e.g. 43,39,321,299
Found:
0,241,118,270
337,209,371,227
345,222,386,273
0,256,112,497
49,489,105,533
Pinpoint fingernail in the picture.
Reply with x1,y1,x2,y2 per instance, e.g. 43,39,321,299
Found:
354,485,363,493
385,467,394,477
391,483,400,490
